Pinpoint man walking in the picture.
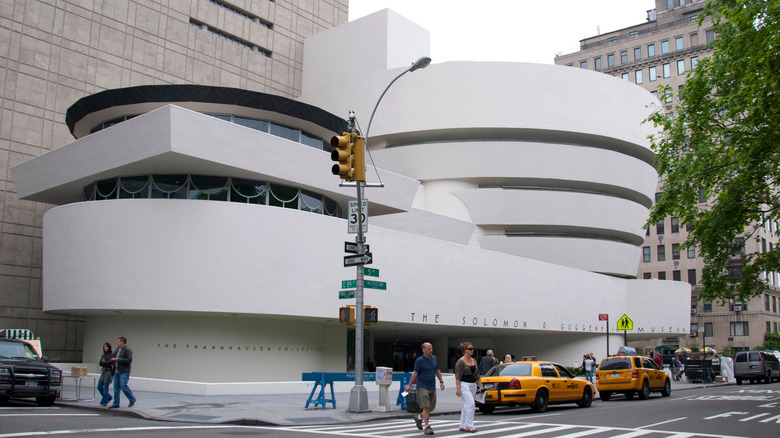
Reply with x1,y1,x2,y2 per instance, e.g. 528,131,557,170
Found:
404,342,445,435
109,336,137,408
479,349,497,375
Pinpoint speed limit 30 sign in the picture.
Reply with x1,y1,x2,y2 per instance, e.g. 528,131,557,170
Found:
348,200,368,234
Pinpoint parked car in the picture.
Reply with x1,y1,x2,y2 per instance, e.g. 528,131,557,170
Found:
596,355,671,401
734,350,780,385
0,338,62,406
477,360,594,414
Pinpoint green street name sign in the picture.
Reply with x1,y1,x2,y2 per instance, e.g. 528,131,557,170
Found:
365,280,387,290
338,290,355,299
341,280,357,289
363,268,379,277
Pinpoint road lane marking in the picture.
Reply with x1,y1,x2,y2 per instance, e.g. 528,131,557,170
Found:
0,425,257,437
739,413,771,422
637,417,687,429
0,414,99,417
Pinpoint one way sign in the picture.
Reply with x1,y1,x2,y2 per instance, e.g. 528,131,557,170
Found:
344,253,373,267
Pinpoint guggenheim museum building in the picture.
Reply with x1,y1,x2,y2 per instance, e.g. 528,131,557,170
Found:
11,10,689,389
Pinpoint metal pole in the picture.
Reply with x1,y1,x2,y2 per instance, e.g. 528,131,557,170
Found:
606,321,610,356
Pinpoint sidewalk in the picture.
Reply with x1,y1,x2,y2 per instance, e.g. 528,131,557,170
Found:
56,379,732,426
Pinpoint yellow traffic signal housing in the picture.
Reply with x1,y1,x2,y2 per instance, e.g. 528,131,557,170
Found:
352,135,366,182
339,306,355,324
330,133,355,180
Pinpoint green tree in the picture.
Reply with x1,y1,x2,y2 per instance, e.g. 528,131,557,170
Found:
761,332,780,351
719,345,736,358
646,0,780,303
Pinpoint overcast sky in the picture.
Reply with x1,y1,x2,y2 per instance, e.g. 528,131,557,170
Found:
348,0,657,64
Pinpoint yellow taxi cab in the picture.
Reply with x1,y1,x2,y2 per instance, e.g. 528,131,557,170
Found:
476,360,595,414
595,355,671,401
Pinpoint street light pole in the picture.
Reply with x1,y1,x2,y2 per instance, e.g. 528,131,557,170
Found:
347,56,431,413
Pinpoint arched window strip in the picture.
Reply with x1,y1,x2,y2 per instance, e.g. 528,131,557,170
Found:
300,190,324,214
95,180,117,199
269,183,299,209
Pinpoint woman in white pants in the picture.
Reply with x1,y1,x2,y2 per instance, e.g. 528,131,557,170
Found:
455,341,482,433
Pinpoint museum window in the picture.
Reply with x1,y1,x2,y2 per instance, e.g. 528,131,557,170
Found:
658,271,666,280
647,44,655,57
621,51,628,64
675,37,684,50
633,47,641,61
688,269,697,286
661,40,670,54
672,243,681,260
649,66,657,81
673,270,681,281
643,246,651,262
208,114,325,149
658,245,666,261
607,53,615,67
730,322,749,336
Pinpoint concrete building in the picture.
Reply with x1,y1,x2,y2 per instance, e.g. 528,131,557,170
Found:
0,0,348,361
10,9,691,389
555,0,780,353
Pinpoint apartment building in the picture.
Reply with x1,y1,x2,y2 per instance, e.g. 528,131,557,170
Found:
555,0,780,352
0,0,348,361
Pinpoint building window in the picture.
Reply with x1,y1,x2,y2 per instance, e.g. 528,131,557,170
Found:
673,270,681,281
690,32,699,46
644,272,652,279
663,63,671,78
730,322,749,336
703,300,712,312
659,271,667,280
766,294,771,311
668,0,675,10
706,29,715,43
643,246,651,262
634,47,642,60
656,219,665,235
673,243,681,260
671,217,679,233
629,31,639,38
658,245,666,261
607,53,615,67
773,296,777,312
622,73,629,81
648,44,655,57
635,70,643,84
594,57,602,70
688,269,697,286
675,37,684,50
677,59,685,75
688,246,696,259
691,56,699,68
690,323,698,336
621,51,628,64
769,321,772,333
705,322,713,337
662,40,670,54
698,188,707,203
580,61,587,69
651,90,658,99
607,36,617,43
649,66,657,81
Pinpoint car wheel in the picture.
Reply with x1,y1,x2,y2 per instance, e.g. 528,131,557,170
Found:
599,391,612,401
530,389,549,413
736,378,742,385
0,396,9,406
477,404,495,415
625,390,635,399
661,379,672,397
638,380,650,400
36,396,56,407
578,387,593,408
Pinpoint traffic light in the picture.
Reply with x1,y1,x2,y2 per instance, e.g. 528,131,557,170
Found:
364,306,378,325
339,306,355,324
330,132,355,181
330,133,366,182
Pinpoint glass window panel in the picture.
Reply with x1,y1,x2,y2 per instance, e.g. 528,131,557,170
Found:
661,40,670,54
234,117,269,132
580,61,587,69
594,57,602,70
270,123,300,142
300,190,324,214
648,44,655,57
83,182,96,201
211,114,232,121
607,54,615,67
324,198,340,217
620,51,628,63
658,245,666,261
96,179,118,199
677,59,685,74
675,37,684,50
633,48,641,60
152,175,188,199
269,183,299,209
119,176,150,198
635,70,643,84
663,63,671,78
649,66,657,81
189,176,229,200
300,131,324,149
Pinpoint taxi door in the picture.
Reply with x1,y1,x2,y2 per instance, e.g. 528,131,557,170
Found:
641,357,663,389
538,363,565,402
552,363,582,402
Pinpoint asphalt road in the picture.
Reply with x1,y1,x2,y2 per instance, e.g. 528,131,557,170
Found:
1,382,778,437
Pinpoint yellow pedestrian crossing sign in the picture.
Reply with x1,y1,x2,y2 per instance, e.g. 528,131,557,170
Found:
617,314,633,331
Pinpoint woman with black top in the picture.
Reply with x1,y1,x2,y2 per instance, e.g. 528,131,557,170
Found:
455,341,482,433
97,342,115,406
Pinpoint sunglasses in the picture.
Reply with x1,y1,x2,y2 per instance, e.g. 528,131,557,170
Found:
466,347,474,350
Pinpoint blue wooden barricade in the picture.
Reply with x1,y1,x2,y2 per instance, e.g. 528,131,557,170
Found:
301,372,407,410
396,372,414,410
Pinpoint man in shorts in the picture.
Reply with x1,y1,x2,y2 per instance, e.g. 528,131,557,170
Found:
404,342,445,435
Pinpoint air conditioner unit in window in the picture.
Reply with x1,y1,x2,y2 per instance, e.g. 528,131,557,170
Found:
728,337,734,341
691,308,697,314
734,303,743,312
